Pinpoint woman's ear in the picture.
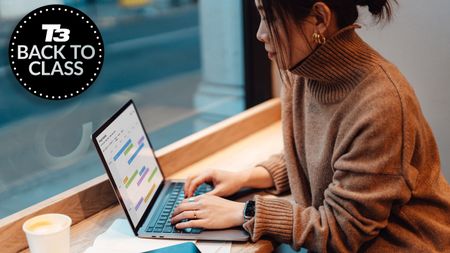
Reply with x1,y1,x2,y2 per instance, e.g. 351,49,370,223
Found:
311,2,333,35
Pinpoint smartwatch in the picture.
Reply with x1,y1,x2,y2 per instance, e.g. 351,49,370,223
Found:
243,200,255,222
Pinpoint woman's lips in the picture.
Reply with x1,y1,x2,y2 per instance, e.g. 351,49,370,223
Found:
268,52,276,59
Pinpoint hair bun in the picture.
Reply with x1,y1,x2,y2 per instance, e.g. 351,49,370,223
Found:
355,0,395,21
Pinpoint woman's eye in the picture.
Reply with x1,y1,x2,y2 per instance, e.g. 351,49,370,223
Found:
260,16,275,22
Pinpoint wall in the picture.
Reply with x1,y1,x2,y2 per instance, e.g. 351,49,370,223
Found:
358,0,450,180
271,0,450,181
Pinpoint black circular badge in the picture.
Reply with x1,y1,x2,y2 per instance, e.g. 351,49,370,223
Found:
8,5,104,100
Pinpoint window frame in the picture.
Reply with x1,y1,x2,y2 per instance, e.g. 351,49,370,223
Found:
0,1,275,251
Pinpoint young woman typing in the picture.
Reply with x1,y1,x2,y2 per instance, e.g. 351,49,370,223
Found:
171,1,450,252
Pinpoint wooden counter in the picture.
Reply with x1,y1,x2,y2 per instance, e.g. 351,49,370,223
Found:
1,99,287,253
69,121,283,253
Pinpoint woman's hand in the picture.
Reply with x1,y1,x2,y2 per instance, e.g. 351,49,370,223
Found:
184,169,246,198
170,194,245,230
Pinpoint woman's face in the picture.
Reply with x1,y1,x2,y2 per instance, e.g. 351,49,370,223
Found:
255,0,317,70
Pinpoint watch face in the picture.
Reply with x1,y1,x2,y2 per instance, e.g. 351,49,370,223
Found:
245,200,255,217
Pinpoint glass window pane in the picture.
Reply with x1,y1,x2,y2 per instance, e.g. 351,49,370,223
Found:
0,0,245,218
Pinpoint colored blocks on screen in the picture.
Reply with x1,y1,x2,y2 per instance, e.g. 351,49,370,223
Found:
145,184,156,203
128,143,144,165
125,170,138,188
137,167,149,186
114,139,132,161
124,143,134,156
147,167,158,182
135,197,144,211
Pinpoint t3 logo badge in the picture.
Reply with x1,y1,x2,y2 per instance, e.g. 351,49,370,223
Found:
42,24,71,42
9,5,104,100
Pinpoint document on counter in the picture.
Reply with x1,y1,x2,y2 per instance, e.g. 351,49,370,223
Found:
84,219,231,253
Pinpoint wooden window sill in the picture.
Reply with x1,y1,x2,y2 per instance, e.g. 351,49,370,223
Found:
1,98,285,253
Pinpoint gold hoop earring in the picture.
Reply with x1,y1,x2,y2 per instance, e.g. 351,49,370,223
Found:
312,32,326,45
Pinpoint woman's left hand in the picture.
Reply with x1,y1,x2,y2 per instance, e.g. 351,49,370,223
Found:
170,194,245,230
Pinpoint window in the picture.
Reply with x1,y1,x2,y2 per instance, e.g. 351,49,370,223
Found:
0,0,270,218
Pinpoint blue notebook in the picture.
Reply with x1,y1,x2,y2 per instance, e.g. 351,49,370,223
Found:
142,242,201,253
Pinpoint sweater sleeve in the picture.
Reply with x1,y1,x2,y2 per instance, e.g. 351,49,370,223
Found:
255,153,290,195
243,96,413,252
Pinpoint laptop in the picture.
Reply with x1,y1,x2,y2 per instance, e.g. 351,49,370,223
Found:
91,100,249,241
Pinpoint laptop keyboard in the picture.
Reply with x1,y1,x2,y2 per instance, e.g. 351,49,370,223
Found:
146,182,212,234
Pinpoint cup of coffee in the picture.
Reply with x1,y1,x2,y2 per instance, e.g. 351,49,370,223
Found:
22,213,72,253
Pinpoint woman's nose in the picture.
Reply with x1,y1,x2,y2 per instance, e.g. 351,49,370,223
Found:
256,22,268,43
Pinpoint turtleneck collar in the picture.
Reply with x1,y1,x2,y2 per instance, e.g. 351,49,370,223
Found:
289,25,383,104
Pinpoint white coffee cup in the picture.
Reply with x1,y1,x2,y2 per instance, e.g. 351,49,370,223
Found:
22,213,72,253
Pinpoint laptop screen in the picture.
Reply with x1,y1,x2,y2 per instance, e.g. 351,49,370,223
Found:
94,102,164,226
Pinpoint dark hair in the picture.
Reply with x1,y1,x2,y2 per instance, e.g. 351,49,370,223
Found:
259,0,397,84
261,0,397,29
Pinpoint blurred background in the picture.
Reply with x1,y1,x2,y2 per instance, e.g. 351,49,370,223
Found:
357,0,450,182
0,0,449,227
0,0,274,218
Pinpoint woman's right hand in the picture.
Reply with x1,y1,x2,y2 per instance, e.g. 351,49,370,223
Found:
184,169,245,198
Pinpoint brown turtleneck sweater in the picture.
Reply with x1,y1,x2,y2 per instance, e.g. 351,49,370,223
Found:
242,25,450,252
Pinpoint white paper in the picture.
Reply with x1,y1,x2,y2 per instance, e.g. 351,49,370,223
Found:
196,241,231,253
84,219,230,253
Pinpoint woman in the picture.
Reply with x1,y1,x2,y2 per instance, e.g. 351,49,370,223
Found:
171,0,450,252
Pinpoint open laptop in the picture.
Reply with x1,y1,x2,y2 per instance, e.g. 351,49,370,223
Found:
91,100,249,241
